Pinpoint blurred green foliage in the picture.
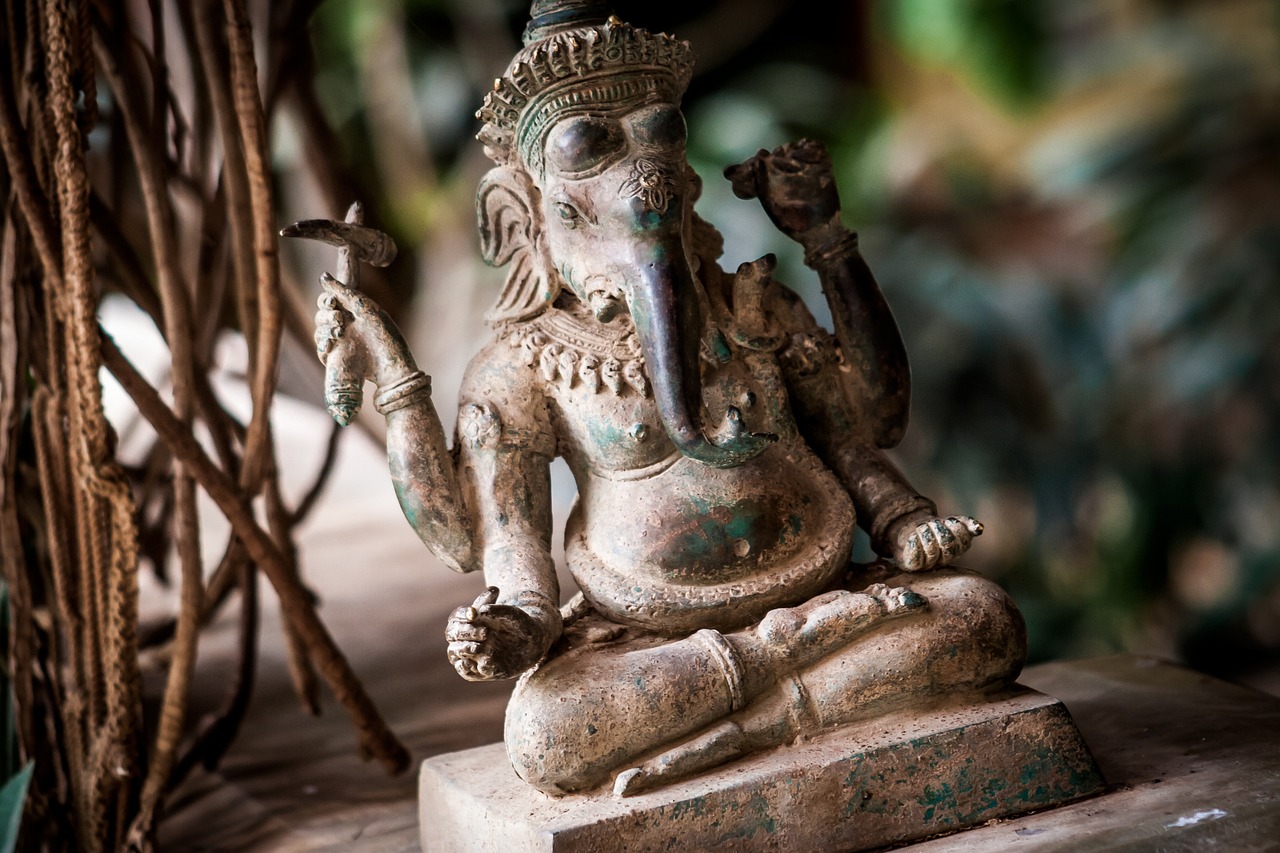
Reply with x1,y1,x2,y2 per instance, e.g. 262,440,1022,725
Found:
885,0,1049,109
298,0,1280,678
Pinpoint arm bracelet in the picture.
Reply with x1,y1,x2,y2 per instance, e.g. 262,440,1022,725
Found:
802,223,861,268
374,370,431,415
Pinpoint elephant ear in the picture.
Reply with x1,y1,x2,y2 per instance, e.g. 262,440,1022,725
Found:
477,166,558,325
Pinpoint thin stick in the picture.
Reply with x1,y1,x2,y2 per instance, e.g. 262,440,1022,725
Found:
0,51,60,289
222,0,282,490
266,478,321,715
193,0,256,384
169,542,258,788
291,420,342,525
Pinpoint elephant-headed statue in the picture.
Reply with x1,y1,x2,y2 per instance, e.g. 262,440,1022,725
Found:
306,0,1026,796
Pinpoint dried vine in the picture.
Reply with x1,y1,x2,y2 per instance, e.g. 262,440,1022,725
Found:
0,1,409,849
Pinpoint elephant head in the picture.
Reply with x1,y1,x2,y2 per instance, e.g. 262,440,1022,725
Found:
473,1,773,468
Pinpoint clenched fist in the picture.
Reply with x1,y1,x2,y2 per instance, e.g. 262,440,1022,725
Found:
724,138,841,244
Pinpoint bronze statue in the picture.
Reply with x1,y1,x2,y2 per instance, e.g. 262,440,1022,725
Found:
291,0,1025,798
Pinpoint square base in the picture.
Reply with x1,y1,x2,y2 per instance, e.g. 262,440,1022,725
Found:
419,686,1104,852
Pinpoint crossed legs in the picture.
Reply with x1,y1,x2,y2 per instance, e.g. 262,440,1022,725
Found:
504,569,1025,795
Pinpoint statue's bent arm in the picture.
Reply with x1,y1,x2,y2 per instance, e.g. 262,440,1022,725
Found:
385,396,476,572
802,225,912,448
444,349,563,681
767,283,936,556
308,273,478,572
726,140,910,447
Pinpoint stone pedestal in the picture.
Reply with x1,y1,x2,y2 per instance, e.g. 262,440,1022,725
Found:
419,686,1103,852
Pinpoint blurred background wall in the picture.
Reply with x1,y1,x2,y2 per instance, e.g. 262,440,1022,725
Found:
276,0,1280,684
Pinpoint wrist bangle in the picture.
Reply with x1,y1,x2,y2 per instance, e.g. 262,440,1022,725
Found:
374,370,431,415
510,589,564,639
870,498,938,554
802,225,859,268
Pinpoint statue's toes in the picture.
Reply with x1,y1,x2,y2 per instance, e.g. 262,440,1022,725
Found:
881,586,928,615
890,584,931,612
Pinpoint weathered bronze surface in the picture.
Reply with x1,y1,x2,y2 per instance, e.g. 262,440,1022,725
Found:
286,0,1078,825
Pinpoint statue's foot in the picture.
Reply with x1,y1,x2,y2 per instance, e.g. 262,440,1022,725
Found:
614,719,747,797
753,583,927,669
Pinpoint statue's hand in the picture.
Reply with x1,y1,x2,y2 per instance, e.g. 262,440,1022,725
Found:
724,139,841,244
888,512,984,572
445,587,556,681
314,274,417,423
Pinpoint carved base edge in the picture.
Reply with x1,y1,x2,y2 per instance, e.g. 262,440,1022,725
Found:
418,686,1105,853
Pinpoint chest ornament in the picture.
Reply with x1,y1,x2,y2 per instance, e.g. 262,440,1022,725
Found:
501,308,651,398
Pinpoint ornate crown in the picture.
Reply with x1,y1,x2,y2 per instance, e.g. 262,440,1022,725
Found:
476,1,695,173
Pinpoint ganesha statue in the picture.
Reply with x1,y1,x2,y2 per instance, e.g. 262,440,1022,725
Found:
298,0,1030,799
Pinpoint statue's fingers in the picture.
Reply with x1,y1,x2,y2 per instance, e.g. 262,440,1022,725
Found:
320,271,373,314
448,641,484,660
445,621,487,643
318,307,348,327
917,524,941,567
942,517,975,548
447,646,475,671
314,310,347,345
475,656,497,679
314,307,344,326
451,658,481,680
960,516,984,537
316,291,339,310
472,586,500,609
770,138,829,170
934,520,965,562
319,271,345,295
901,535,923,571
791,138,831,166
314,324,334,359
724,150,768,199
767,154,805,175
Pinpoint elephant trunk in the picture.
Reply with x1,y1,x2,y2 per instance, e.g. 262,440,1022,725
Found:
625,240,774,468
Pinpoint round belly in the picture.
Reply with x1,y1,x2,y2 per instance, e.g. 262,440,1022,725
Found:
566,443,856,633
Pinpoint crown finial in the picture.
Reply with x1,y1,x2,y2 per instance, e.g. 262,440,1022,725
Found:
523,0,613,45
